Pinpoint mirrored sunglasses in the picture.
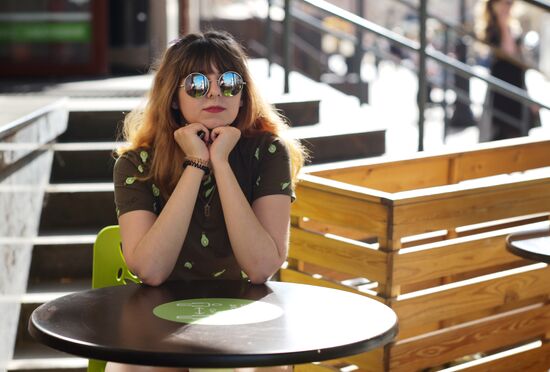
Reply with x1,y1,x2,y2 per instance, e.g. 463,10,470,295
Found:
179,71,246,98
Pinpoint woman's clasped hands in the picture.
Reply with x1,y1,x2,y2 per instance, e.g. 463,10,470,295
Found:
174,123,241,169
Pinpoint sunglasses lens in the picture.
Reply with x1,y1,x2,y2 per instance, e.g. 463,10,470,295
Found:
219,71,244,97
185,73,209,98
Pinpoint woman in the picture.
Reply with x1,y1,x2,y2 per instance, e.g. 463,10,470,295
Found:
478,0,538,141
109,30,305,372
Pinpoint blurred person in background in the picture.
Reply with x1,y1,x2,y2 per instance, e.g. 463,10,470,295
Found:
477,0,540,141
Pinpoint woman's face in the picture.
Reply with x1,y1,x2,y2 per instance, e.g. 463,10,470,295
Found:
493,0,513,19
176,67,243,130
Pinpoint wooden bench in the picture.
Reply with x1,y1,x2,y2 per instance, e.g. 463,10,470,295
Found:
283,136,550,371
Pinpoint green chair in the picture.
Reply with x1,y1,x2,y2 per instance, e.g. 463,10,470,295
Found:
89,225,140,372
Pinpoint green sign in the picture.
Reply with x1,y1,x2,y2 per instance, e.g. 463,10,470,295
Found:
0,22,91,43
153,298,284,325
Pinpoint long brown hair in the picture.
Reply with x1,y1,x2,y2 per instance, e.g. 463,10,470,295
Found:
478,0,519,45
118,31,306,199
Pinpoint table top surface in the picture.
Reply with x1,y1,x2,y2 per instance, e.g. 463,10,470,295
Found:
506,227,550,263
29,280,398,368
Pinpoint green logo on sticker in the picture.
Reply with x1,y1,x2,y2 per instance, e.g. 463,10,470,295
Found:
153,298,283,325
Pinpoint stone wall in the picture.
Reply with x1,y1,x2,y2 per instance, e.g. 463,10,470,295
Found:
0,96,67,372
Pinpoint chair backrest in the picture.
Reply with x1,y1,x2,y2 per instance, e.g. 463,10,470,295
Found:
89,225,140,372
92,225,140,289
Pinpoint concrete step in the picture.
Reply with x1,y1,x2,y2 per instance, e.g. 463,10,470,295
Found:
59,99,320,142
322,73,369,105
39,184,116,234
290,123,386,163
273,98,320,127
50,143,117,183
27,239,93,290
11,286,89,372
58,110,126,143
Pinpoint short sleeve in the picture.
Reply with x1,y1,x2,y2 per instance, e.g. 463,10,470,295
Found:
113,150,159,217
252,137,294,202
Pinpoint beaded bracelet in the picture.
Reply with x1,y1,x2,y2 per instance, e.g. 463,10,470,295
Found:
183,157,210,175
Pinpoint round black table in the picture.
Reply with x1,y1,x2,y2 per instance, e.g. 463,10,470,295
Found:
28,280,398,368
506,227,550,263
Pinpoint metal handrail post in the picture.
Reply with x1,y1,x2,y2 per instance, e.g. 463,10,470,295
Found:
353,0,366,103
442,25,450,142
520,102,529,136
417,0,428,151
266,0,273,77
283,0,292,93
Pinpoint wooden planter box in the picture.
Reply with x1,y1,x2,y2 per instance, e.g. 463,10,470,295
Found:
283,137,550,372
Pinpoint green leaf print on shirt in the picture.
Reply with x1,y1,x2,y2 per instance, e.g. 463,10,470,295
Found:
137,164,144,173
201,233,209,247
213,269,226,277
281,181,290,190
254,147,260,160
203,174,212,186
241,270,248,279
140,150,149,163
184,261,193,269
255,176,261,187
205,185,215,198
125,177,136,185
268,143,277,154
152,184,160,197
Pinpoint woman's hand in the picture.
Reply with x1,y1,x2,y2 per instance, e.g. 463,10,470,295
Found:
173,123,210,160
209,126,241,166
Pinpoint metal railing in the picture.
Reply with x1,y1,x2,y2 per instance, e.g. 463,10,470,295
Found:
270,0,549,150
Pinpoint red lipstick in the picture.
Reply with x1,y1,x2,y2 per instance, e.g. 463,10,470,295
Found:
204,106,225,113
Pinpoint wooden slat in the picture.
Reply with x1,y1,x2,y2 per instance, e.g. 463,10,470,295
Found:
311,157,452,193
308,138,550,192
391,265,550,328
461,341,550,372
389,304,550,371
399,261,533,295
295,363,340,372
393,230,521,286
292,184,388,238
298,218,378,242
337,348,385,372
455,140,550,182
392,179,550,238
290,227,387,283
296,348,385,372
279,268,382,303
306,138,550,185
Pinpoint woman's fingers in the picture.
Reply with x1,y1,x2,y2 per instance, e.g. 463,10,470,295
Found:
209,126,241,164
174,123,210,159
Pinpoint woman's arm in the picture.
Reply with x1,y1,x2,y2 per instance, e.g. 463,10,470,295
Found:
210,127,291,283
214,162,290,283
119,124,211,286
120,165,205,286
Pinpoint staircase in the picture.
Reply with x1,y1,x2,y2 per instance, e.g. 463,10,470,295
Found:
6,62,385,372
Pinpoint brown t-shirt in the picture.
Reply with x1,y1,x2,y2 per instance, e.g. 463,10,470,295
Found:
113,132,293,281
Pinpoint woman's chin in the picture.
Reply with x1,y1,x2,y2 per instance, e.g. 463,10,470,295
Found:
203,120,232,129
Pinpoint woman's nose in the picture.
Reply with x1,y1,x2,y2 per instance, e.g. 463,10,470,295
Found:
207,80,221,97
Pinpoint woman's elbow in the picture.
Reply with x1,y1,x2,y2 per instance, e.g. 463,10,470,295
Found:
246,260,285,284
135,269,167,287
127,260,167,287
247,273,269,285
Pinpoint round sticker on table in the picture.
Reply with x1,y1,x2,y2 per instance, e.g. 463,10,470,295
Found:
153,298,283,325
